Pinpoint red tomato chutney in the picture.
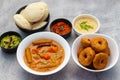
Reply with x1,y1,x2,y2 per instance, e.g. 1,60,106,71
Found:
50,22,71,35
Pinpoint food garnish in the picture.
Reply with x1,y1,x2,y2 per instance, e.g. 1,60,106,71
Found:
80,21,93,31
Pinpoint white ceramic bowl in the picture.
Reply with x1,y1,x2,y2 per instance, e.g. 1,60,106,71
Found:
17,32,71,75
72,34,119,72
72,14,100,35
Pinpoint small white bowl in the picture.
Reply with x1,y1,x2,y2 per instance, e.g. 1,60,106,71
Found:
17,32,71,75
72,34,119,72
72,14,100,35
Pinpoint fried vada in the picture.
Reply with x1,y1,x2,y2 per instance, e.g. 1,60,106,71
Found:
91,36,108,52
81,38,91,47
93,52,108,70
78,47,95,66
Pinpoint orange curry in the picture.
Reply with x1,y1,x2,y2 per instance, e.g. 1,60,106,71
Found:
24,39,65,72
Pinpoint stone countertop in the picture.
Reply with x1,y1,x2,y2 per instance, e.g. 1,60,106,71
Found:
0,0,120,80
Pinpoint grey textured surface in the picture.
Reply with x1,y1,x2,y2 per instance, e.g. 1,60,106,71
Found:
0,0,120,80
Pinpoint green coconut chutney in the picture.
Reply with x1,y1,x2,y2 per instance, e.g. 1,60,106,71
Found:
0,35,21,49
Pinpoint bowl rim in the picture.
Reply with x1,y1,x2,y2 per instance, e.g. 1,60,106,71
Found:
72,33,119,72
16,31,71,75
72,14,100,35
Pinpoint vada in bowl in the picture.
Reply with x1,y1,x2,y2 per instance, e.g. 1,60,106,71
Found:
72,34,119,72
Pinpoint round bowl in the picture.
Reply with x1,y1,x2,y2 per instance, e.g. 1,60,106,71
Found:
0,31,22,53
72,34,119,72
17,32,71,75
50,18,72,38
15,5,50,34
72,14,100,35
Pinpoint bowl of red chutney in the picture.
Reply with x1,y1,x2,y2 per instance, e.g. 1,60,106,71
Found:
50,18,72,38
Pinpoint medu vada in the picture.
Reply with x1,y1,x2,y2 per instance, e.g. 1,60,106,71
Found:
91,36,108,52
93,52,108,70
102,47,110,56
78,47,95,66
81,38,91,47
77,46,84,57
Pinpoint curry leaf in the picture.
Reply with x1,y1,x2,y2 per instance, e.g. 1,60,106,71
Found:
80,21,93,31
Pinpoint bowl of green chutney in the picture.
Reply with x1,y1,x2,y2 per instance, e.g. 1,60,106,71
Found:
0,31,22,53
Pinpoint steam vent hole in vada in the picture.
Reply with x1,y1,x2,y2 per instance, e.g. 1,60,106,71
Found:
77,36,110,70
